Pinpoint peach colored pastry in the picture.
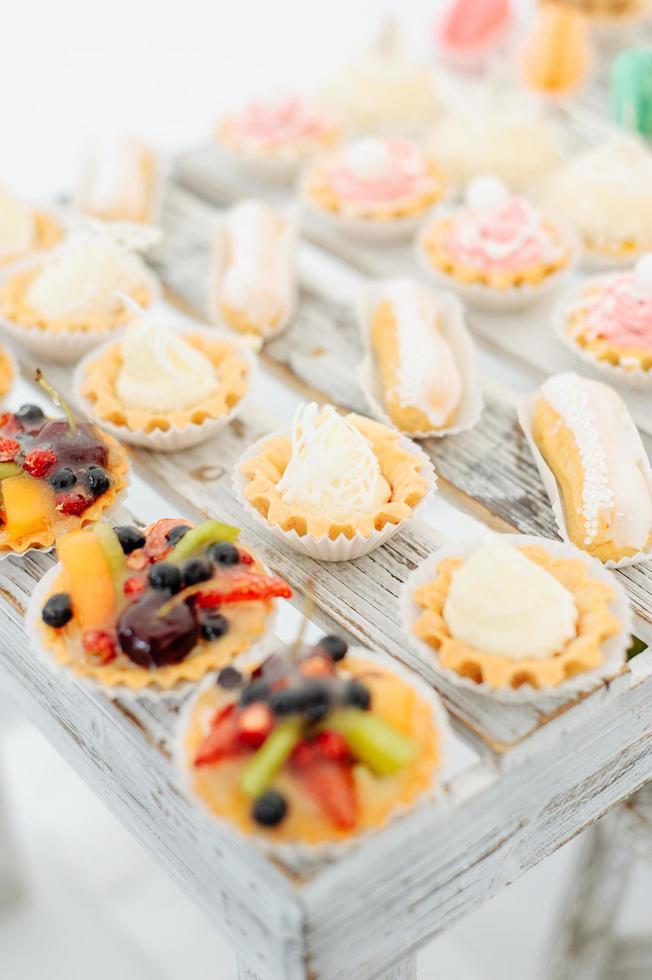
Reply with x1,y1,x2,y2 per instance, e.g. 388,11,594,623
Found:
561,254,652,378
217,95,339,179
30,518,292,692
409,537,623,692
433,0,513,70
369,280,463,433
76,308,252,450
0,391,129,555
180,635,442,847
530,373,652,564
211,200,296,339
419,176,571,293
0,186,62,268
521,1,589,97
304,136,446,224
75,135,159,224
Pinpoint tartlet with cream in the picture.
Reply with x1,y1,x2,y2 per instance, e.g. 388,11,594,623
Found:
75,309,253,451
0,186,63,268
236,401,434,560
404,536,628,695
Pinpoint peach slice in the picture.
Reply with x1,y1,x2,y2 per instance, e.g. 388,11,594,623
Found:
2,473,55,541
57,528,116,629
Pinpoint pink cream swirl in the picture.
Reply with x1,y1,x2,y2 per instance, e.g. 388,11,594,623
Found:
581,273,652,351
230,97,333,148
325,139,431,207
446,197,558,271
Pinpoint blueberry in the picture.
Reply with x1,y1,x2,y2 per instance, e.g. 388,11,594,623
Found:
317,635,348,662
148,562,182,594
42,593,73,628
269,686,305,716
16,404,44,428
201,613,229,641
115,525,146,555
165,524,190,545
342,679,371,710
216,666,242,689
252,790,287,827
49,467,77,492
302,680,333,723
182,557,214,587
211,541,239,565
84,466,111,498
240,679,270,706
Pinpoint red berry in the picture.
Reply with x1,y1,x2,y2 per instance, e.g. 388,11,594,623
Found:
82,629,116,663
290,740,319,768
0,413,21,436
313,730,349,762
194,703,241,767
56,492,88,516
0,438,20,462
236,703,274,749
124,576,146,598
23,447,57,478
239,551,254,565
195,572,292,608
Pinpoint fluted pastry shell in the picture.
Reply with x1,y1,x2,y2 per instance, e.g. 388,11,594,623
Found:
0,209,63,269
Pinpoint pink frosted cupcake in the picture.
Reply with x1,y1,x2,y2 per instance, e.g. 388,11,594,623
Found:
417,176,574,309
303,136,447,242
556,254,652,386
433,0,514,71
216,95,340,181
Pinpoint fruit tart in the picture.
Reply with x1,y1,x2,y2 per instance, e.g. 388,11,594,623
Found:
359,278,483,437
417,176,573,309
179,635,443,857
546,138,652,266
520,372,652,565
28,518,292,692
302,137,446,242
0,185,63,269
556,254,652,386
74,305,254,451
216,95,340,182
209,199,296,340
403,535,630,698
75,135,159,225
236,401,435,561
0,387,129,555
0,224,160,363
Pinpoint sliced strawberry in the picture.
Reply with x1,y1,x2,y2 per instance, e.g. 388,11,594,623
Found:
194,703,241,767
83,630,117,664
195,572,292,608
23,447,57,478
292,756,358,829
313,730,349,762
124,576,146,598
145,518,193,561
237,703,274,749
290,739,319,768
0,438,20,462
56,492,88,516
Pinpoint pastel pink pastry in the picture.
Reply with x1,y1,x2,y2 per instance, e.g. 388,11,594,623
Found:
434,0,513,68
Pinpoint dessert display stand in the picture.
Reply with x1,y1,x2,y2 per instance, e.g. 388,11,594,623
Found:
1,166,652,978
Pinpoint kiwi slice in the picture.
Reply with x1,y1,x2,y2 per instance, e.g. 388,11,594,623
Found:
168,519,239,563
325,709,417,776
239,718,302,799
0,462,22,480
93,523,126,584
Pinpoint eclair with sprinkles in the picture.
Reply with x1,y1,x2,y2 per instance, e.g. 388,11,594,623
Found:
531,372,652,563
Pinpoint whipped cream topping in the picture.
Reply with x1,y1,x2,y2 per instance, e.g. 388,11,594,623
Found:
574,259,652,353
227,96,334,150
26,234,149,319
447,180,560,271
326,137,432,208
0,187,35,260
277,402,390,522
116,314,217,413
443,538,578,660
541,373,652,549
221,200,289,332
547,139,652,248
384,280,462,427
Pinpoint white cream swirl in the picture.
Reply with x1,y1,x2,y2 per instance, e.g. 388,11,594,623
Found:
277,402,390,522
116,316,217,413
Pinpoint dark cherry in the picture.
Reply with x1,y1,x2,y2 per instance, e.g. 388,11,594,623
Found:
148,563,182,594
49,467,77,492
41,593,73,628
117,592,199,668
211,541,239,565
201,613,229,640
342,679,371,710
165,524,190,545
115,525,146,554
317,634,348,662
182,557,214,587
35,421,108,467
252,790,287,827
84,465,111,498
16,404,45,431
217,666,242,689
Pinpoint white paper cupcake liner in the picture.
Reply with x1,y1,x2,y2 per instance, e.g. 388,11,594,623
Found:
517,392,652,569
72,325,257,453
0,268,162,364
400,533,633,704
356,279,484,438
232,424,437,561
174,644,450,875
216,140,313,185
553,284,652,391
580,244,652,272
25,559,280,702
207,203,298,341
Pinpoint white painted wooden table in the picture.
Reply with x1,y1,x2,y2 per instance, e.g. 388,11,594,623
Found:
1,163,652,979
